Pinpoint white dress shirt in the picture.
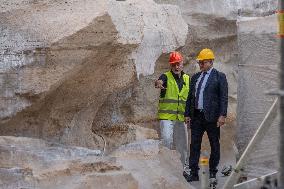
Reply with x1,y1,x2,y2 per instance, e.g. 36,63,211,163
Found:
195,67,213,110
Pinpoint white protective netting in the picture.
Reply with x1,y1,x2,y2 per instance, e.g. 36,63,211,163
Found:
236,15,280,178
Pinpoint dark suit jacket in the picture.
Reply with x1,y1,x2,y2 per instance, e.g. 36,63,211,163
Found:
185,68,228,122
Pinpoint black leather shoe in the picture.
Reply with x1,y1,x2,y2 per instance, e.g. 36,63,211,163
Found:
183,171,199,182
209,172,218,187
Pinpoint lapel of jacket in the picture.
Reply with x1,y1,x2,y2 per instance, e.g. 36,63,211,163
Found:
204,68,216,90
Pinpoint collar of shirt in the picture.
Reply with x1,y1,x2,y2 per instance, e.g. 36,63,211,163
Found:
195,67,213,95
171,70,184,80
202,67,213,76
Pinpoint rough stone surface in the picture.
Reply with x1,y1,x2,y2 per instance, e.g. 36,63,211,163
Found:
0,136,194,189
0,0,187,148
236,0,277,17
112,139,194,189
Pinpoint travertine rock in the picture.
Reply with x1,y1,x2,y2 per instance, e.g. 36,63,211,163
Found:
0,136,194,189
0,0,187,148
112,139,194,189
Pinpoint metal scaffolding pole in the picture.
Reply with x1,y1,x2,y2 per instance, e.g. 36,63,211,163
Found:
280,0,284,187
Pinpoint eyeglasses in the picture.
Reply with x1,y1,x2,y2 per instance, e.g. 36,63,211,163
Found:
197,60,211,65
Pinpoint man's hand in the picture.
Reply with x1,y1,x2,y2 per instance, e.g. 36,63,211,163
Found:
155,80,165,89
184,117,191,127
217,116,226,127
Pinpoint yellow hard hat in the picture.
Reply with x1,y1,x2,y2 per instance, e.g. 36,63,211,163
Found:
196,48,215,61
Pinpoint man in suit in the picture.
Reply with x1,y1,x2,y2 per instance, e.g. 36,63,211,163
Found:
183,48,228,184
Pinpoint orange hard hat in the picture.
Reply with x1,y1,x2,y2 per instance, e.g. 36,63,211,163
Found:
169,51,183,64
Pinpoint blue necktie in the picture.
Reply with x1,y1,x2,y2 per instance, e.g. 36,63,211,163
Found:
195,72,207,109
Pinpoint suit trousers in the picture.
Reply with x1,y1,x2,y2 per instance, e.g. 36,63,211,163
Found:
188,110,220,174
160,120,189,165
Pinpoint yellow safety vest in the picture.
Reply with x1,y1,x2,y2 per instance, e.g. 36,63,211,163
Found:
158,71,190,121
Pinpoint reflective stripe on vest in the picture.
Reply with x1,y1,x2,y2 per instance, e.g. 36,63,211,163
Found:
158,71,190,121
159,99,187,104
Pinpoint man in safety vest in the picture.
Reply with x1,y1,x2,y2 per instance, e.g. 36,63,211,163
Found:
155,51,190,165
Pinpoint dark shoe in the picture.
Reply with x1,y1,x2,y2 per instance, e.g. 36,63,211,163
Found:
209,172,218,188
209,178,217,189
221,165,232,176
183,170,199,182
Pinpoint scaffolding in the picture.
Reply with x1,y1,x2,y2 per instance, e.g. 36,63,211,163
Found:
221,1,284,188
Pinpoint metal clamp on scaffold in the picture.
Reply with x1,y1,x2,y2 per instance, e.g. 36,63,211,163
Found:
277,10,284,38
